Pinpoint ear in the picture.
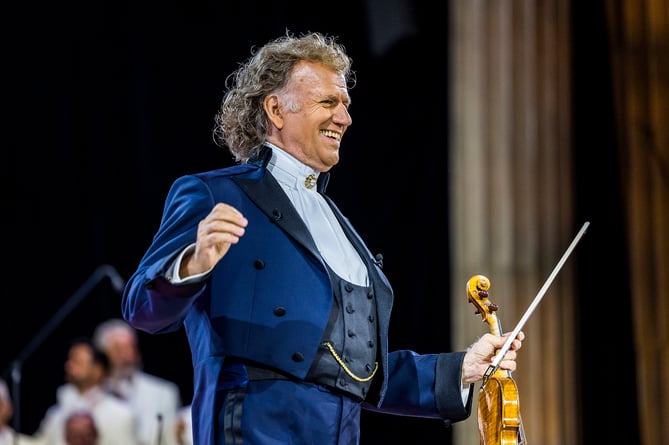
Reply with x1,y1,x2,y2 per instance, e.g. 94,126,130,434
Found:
263,94,284,130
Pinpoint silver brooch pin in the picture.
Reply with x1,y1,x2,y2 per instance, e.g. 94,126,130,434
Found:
304,173,317,189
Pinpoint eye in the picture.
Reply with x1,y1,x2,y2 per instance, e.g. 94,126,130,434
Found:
321,99,350,110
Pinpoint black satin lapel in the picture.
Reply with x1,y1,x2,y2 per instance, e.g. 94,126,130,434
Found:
233,172,321,257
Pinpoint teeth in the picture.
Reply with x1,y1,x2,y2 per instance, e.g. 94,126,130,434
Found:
320,130,341,141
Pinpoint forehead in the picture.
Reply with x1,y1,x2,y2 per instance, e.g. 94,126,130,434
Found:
290,61,349,96
69,344,93,360
108,329,134,342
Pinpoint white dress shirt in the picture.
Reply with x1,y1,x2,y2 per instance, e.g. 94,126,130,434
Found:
266,143,368,286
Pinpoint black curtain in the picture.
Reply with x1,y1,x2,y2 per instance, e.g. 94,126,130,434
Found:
5,1,453,443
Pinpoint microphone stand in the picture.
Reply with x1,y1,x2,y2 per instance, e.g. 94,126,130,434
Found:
5,264,125,433
156,413,164,445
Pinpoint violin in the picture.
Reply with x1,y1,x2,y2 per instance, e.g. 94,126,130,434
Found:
466,274,527,445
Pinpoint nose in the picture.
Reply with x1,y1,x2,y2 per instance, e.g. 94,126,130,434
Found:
334,104,352,127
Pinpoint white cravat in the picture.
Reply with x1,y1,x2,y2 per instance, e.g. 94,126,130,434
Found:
266,143,368,287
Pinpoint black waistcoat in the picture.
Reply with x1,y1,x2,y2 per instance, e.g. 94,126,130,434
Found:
306,264,379,401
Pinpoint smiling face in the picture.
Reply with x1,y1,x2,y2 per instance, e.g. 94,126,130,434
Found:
264,60,352,172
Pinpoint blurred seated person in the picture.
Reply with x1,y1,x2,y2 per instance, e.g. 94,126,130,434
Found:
0,378,43,445
32,337,139,445
92,318,184,445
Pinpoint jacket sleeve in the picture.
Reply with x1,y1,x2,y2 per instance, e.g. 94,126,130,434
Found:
363,350,473,424
122,175,215,334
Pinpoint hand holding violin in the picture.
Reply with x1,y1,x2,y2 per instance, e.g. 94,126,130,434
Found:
462,331,525,385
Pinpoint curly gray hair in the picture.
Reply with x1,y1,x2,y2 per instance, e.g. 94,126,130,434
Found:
212,31,355,163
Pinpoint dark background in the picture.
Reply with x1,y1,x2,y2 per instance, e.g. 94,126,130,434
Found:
4,1,637,443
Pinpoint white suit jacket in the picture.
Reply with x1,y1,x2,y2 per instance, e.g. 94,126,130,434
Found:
114,371,182,445
34,385,139,445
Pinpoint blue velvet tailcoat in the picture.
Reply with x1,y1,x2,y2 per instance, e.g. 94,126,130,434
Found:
122,148,472,443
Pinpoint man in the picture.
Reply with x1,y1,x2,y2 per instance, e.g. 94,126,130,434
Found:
122,31,524,444
92,319,183,445
33,338,139,445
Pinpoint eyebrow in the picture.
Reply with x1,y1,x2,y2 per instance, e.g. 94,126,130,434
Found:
323,92,351,105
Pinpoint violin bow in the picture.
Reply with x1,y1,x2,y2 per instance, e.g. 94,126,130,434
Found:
482,221,590,383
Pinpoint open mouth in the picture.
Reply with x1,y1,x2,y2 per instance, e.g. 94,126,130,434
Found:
320,129,341,141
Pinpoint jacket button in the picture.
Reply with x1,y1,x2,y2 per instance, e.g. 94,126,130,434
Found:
291,352,304,362
367,292,373,300
273,307,286,316
345,283,354,292
253,260,265,269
